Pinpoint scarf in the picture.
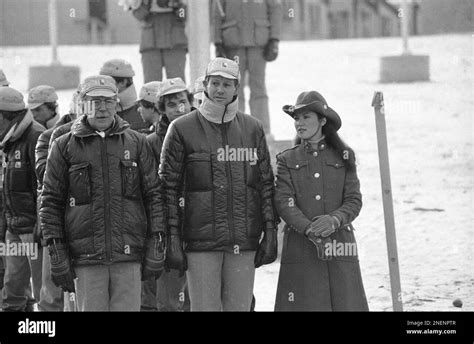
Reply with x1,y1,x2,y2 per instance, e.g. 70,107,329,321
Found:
198,93,239,124
118,84,138,112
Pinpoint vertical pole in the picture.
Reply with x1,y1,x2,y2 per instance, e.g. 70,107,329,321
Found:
401,0,410,54
372,92,404,312
49,0,59,65
188,0,211,85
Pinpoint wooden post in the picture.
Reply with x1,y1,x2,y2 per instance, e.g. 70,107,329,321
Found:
188,0,210,85
372,92,404,312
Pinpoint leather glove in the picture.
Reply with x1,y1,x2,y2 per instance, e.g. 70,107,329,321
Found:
254,228,278,268
165,234,187,277
142,232,166,281
215,43,227,58
305,215,340,239
263,39,279,62
48,240,76,293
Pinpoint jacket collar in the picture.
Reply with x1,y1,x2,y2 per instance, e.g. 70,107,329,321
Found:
118,84,138,111
198,93,238,124
0,110,34,148
302,136,327,154
71,114,130,138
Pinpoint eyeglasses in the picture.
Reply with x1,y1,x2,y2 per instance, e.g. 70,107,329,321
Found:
83,97,117,109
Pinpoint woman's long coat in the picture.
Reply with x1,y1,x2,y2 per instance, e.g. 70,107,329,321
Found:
274,140,369,311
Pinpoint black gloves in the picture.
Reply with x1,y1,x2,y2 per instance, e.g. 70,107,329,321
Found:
48,240,76,293
305,215,341,260
165,234,187,277
254,228,278,268
263,39,279,62
305,215,340,239
142,232,166,281
215,43,227,58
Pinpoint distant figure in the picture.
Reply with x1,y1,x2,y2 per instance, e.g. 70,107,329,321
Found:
128,0,188,82
214,0,282,135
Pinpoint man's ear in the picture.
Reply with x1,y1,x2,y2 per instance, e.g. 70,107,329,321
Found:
203,79,209,91
321,117,327,126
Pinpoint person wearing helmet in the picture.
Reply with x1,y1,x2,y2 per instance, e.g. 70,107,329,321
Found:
137,81,162,135
99,59,149,133
0,86,45,311
27,85,60,130
142,77,192,312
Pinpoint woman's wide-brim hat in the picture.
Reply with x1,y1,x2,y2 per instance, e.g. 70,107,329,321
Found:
282,91,341,131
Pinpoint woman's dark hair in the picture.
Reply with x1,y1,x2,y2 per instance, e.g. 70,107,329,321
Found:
158,90,194,113
295,113,357,172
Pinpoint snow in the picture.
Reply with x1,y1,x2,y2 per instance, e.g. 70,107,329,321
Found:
1,33,472,312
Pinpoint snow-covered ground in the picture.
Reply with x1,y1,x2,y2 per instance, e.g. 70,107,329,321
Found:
1,33,472,312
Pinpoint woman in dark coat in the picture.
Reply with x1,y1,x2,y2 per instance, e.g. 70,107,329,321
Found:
274,91,368,311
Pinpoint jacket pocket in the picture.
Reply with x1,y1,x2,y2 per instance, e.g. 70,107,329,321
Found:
68,162,92,206
221,19,240,47
254,18,270,46
185,153,212,191
6,160,32,192
121,160,141,200
324,158,346,190
285,159,309,194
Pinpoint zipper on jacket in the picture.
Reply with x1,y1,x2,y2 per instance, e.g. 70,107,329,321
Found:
221,106,235,245
99,133,113,262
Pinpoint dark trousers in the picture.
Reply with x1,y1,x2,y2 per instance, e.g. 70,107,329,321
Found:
141,48,187,83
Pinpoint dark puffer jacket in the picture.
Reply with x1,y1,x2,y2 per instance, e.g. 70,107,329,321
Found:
160,110,276,252
35,114,75,187
146,115,170,163
40,115,164,266
2,111,44,235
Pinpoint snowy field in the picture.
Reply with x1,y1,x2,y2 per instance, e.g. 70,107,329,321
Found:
1,33,472,312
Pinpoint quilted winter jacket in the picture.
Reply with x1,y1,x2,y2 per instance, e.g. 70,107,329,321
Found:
2,111,44,235
160,109,277,252
40,115,164,266
35,114,75,187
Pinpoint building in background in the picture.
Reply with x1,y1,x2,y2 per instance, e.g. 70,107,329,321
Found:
0,0,471,46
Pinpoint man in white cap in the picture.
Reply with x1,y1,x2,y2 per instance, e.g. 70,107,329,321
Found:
27,85,60,130
137,81,162,135
142,77,192,312
40,75,165,311
0,87,45,311
160,58,278,311
99,59,149,133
